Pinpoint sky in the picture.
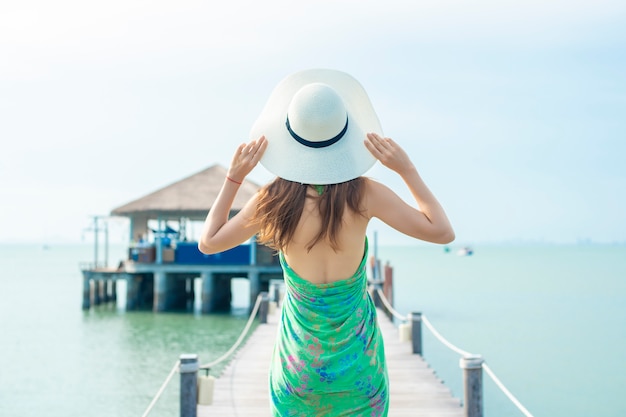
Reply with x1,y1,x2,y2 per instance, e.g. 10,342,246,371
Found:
1,0,625,246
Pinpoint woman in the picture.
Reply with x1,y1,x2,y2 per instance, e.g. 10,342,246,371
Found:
199,69,454,416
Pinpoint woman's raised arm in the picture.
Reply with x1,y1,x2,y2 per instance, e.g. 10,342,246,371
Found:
198,136,267,254
364,133,454,244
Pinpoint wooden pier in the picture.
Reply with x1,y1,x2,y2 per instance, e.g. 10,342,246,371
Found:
198,306,463,417
81,164,285,314
82,256,283,314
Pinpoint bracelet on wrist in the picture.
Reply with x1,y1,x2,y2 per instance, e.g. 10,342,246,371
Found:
226,176,242,185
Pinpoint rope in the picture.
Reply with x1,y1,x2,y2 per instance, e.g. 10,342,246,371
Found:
140,293,265,417
372,287,408,322
200,293,264,370
373,287,470,355
420,315,474,358
373,285,534,417
140,360,180,417
483,363,534,417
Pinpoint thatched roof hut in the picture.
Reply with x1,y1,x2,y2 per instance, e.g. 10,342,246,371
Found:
111,164,263,241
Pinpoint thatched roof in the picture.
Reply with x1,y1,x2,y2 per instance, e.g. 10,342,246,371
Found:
111,164,262,220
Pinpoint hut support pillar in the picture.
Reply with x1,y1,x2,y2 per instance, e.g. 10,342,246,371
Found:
102,280,111,303
201,272,216,314
126,275,142,310
169,275,188,310
93,280,102,306
82,276,91,310
154,271,168,312
249,271,260,311
111,279,117,303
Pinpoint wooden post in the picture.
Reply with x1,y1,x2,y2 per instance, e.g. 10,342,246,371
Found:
93,216,99,268
250,236,257,265
372,286,382,309
186,277,194,311
154,271,167,312
93,280,101,305
383,263,393,306
259,292,269,324
103,279,111,303
156,217,164,265
410,312,422,355
111,279,117,303
170,275,188,311
100,280,107,303
179,354,198,417
249,271,260,312
273,283,281,307
82,276,91,310
201,272,215,314
125,275,140,310
460,355,484,417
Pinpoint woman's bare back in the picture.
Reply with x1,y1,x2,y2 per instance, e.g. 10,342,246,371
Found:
282,186,370,284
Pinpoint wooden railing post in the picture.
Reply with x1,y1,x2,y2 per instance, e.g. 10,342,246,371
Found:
460,354,484,417
259,292,269,324
371,284,383,309
273,283,281,307
410,311,422,355
180,354,198,417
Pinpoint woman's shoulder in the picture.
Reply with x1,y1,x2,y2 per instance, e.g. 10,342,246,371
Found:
362,176,381,186
361,176,394,199
360,176,402,218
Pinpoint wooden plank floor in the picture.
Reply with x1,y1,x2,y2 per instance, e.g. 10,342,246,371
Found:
199,308,463,417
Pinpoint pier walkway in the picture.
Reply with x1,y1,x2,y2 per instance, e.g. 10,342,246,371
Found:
199,307,463,417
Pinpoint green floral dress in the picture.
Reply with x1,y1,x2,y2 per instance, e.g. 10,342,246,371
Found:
270,239,389,416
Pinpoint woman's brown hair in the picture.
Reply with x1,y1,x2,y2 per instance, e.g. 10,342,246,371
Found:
253,177,365,252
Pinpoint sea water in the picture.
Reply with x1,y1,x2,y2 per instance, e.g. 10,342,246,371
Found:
0,244,256,417
376,244,626,417
0,242,624,417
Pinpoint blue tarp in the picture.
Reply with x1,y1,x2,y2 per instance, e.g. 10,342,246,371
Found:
175,242,251,265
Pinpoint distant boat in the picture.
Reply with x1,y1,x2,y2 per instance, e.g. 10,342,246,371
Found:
457,247,474,256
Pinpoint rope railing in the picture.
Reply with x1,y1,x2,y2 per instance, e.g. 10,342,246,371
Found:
372,287,534,417
371,286,409,323
372,287,472,357
483,364,534,417
140,293,264,417
420,315,473,358
141,360,180,417
200,293,263,370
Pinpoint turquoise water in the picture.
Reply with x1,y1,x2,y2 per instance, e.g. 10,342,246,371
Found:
0,243,624,416
0,244,256,417
376,244,626,417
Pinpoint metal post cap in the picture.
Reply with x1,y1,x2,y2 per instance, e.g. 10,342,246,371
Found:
410,312,422,320
459,354,484,369
179,354,199,373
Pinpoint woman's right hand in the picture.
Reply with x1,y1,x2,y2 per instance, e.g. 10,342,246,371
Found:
364,133,415,176
364,132,455,244
227,136,268,183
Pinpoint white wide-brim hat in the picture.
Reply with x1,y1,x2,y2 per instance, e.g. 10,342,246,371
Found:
250,69,382,185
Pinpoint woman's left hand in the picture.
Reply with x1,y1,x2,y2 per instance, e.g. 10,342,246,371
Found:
227,136,268,183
